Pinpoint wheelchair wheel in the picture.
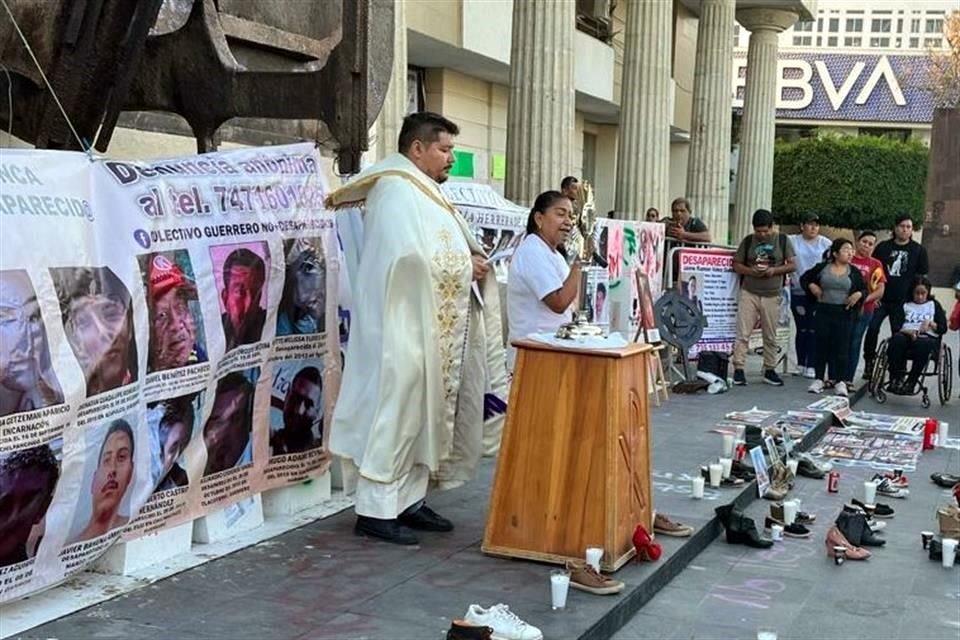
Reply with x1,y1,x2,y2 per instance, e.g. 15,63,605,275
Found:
921,392,931,409
940,345,954,406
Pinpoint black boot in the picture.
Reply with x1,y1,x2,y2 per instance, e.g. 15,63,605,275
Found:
354,516,419,545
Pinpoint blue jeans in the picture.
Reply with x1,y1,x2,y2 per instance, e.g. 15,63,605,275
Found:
791,293,817,369
847,310,873,381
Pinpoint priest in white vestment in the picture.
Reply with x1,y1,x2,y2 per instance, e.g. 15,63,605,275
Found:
326,112,494,545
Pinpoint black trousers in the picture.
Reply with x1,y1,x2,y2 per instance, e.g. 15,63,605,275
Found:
863,302,895,364
814,304,854,381
887,333,938,384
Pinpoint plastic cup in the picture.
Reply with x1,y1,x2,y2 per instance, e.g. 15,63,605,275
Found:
720,457,733,479
921,531,935,550
783,500,798,525
939,421,950,446
942,539,958,569
786,459,799,476
833,546,846,565
708,463,723,488
692,476,705,499
550,570,571,610
757,630,778,640
771,524,784,541
863,480,877,505
585,547,603,572
722,433,735,458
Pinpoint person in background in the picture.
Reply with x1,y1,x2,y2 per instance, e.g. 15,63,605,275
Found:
862,214,929,378
800,238,865,397
506,191,581,371
787,214,832,379
665,197,711,245
731,209,796,387
847,231,886,387
560,176,579,202
950,276,960,399
885,276,946,395
645,207,660,222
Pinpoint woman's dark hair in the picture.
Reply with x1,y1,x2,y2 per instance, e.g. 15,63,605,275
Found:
827,237,853,262
525,190,568,234
893,213,914,228
911,275,933,297
857,230,877,241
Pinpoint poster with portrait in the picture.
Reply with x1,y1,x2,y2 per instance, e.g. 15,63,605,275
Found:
0,143,339,603
595,219,666,338
677,248,738,358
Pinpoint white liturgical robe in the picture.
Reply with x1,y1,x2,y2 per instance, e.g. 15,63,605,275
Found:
327,154,493,518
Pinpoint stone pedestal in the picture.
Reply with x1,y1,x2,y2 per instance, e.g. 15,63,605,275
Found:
374,0,408,160
615,0,672,220
192,495,264,544
92,521,193,576
686,0,736,242
731,8,799,241
504,0,575,205
262,473,332,518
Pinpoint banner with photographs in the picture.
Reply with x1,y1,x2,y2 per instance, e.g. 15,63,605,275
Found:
0,143,338,603
442,182,527,266
595,219,666,338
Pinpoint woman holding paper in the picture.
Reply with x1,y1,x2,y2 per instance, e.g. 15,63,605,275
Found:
506,191,582,371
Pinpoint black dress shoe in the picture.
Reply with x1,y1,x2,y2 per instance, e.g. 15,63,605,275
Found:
398,503,454,532
931,472,960,488
354,516,419,545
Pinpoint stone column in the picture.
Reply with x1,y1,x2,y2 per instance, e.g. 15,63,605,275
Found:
686,0,735,242
731,8,798,241
505,0,575,206
374,0,408,161
615,0,672,220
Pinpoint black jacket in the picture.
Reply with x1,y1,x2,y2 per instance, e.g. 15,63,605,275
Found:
890,298,948,337
799,261,867,310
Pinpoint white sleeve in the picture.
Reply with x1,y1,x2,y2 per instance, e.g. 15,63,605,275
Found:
515,241,565,301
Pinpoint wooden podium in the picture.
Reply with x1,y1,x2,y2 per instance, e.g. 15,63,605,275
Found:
482,339,654,572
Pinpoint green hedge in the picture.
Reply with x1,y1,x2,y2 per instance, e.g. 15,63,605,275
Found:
772,135,928,230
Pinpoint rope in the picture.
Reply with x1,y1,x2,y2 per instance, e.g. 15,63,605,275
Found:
0,0,89,152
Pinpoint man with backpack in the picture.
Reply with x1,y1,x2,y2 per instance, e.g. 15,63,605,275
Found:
731,209,796,386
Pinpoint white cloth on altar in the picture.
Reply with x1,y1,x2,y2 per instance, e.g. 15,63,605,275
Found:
327,154,493,517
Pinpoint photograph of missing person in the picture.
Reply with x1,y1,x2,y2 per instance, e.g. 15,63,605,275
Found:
479,227,497,254
69,419,136,544
148,392,203,493
636,271,657,338
203,368,258,477
209,242,269,351
277,237,326,337
0,270,65,417
684,274,704,314
269,361,323,456
0,441,62,568
49,266,138,398
138,251,207,373
594,282,608,325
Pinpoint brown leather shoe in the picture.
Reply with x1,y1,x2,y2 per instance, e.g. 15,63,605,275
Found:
447,619,493,640
826,526,871,561
654,513,694,537
565,560,625,595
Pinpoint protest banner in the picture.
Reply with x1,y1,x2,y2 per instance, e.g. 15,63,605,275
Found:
596,219,665,338
0,143,338,603
677,248,738,357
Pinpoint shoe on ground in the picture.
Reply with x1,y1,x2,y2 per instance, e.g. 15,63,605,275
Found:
654,513,694,537
771,502,816,525
398,503,454,532
763,369,784,386
764,485,788,501
834,381,849,397
881,471,909,489
825,526,871,561
765,516,812,538
930,472,960,488
796,458,826,479
873,476,909,499
804,367,817,379
565,560,625,595
851,498,895,518
808,379,825,394
700,466,745,487
448,620,494,640
354,516,419,545
733,369,747,386
464,604,543,640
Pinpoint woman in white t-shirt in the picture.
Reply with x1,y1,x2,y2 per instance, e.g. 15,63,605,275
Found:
886,276,947,394
506,191,583,370
788,214,832,378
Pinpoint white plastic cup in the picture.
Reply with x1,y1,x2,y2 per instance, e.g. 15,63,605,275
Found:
787,459,799,476
757,630,778,640
722,433,735,458
550,570,571,609
783,500,798,525
709,463,723,488
771,524,784,541
736,425,746,444
585,547,603,572
938,421,950,446
943,538,958,569
863,480,877,505
692,476,705,499
720,457,733,479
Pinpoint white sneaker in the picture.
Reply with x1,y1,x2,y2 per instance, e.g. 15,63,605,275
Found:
464,604,543,640
834,381,848,397
869,519,887,532
804,367,817,379
808,379,824,394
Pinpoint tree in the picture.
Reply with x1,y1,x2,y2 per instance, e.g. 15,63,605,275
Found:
923,10,960,108
772,135,928,230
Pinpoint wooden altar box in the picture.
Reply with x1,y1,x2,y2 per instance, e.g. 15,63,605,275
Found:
482,340,653,572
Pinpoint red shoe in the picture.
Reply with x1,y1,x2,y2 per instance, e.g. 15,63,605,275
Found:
882,472,909,489
952,482,959,507
632,524,662,562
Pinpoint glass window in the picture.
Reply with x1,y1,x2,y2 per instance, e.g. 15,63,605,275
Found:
871,18,892,33
792,35,812,46
845,36,863,47
816,36,822,46
828,18,839,33
817,18,824,31
869,37,890,47
926,18,943,34
795,20,813,32
909,37,920,48
924,37,943,48
827,36,838,47
911,18,921,32
846,18,863,32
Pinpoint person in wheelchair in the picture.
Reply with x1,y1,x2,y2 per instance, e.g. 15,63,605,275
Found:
886,276,947,395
